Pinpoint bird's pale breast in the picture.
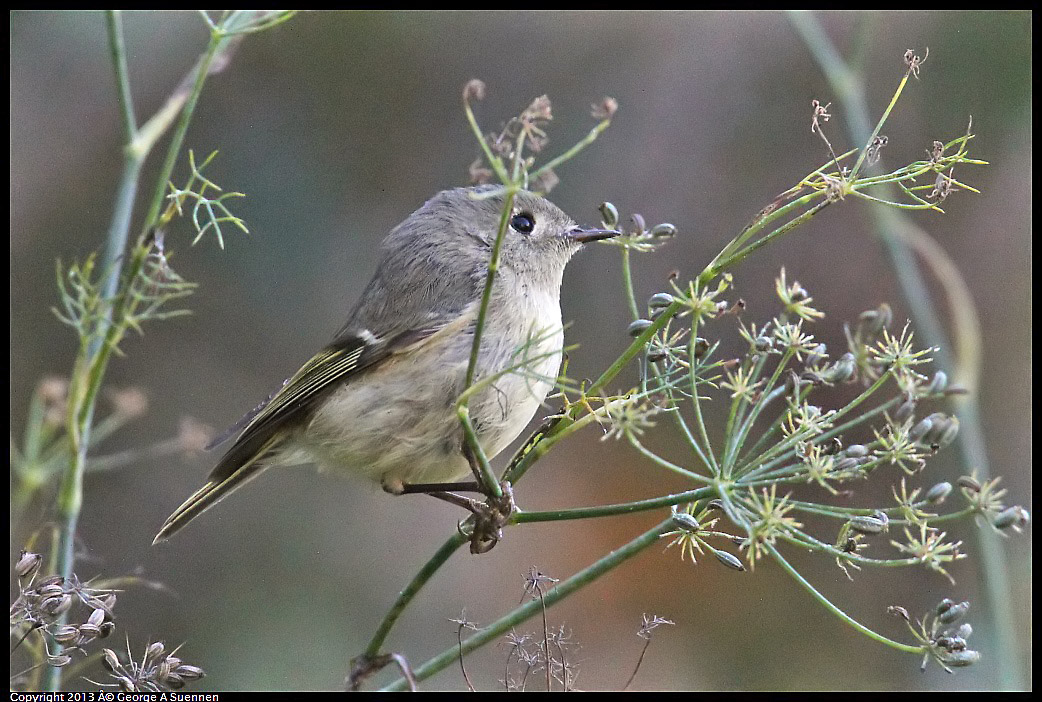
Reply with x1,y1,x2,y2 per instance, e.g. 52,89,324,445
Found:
291,287,563,488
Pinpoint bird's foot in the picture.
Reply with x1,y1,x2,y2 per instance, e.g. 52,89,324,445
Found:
462,480,515,554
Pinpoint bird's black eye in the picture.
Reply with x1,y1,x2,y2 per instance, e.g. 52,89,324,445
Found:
510,212,536,234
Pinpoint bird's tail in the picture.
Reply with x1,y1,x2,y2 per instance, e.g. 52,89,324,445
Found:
153,435,279,544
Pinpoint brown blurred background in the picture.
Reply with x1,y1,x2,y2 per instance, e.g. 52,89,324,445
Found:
10,10,1031,691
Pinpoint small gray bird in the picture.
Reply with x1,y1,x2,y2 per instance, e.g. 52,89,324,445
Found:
154,186,617,543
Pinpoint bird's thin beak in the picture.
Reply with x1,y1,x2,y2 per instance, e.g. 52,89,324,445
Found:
568,226,620,244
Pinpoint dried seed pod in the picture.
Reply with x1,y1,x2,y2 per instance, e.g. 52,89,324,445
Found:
909,416,934,442
145,641,166,662
15,551,43,579
894,395,917,423
849,514,888,535
834,457,860,473
165,672,186,689
77,623,101,639
956,475,981,493
175,664,205,681
713,549,746,572
462,79,486,102
993,505,1030,531
87,608,106,628
598,202,619,229
939,649,980,668
47,654,73,668
102,648,121,673
649,223,677,239
936,599,970,625
937,634,967,651
648,292,674,309
954,623,973,639
844,444,869,458
38,584,65,599
647,349,668,363
806,343,828,364
925,482,953,504
40,594,73,617
821,437,843,455
671,511,700,531
627,319,653,337
693,337,710,358
928,371,948,394
888,605,911,621
53,626,81,645
918,412,959,449
823,352,856,383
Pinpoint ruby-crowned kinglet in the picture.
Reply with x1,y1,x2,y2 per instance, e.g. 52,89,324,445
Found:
154,186,617,543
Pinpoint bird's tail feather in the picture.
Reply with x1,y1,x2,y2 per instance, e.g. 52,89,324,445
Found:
153,436,279,544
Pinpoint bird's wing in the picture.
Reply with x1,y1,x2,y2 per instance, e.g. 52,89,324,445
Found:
154,333,390,543
208,324,444,484
153,308,477,543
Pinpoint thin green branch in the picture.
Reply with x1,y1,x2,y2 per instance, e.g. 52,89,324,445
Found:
513,487,714,522
380,519,675,691
107,11,136,140
788,13,1019,687
766,543,922,653
529,117,611,181
363,533,468,658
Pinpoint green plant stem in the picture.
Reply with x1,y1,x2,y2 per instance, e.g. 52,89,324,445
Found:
513,487,714,522
463,98,509,184
380,518,675,691
712,199,831,275
135,25,226,244
686,318,720,474
723,349,792,476
767,543,922,654
458,188,517,498
620,248,640,321
45,15,246,692
529,118,611,181
363,532,468,658
789,12,1020,689
628,436,712,483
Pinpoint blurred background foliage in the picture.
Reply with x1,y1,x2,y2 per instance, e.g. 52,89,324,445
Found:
10,10,1030,691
